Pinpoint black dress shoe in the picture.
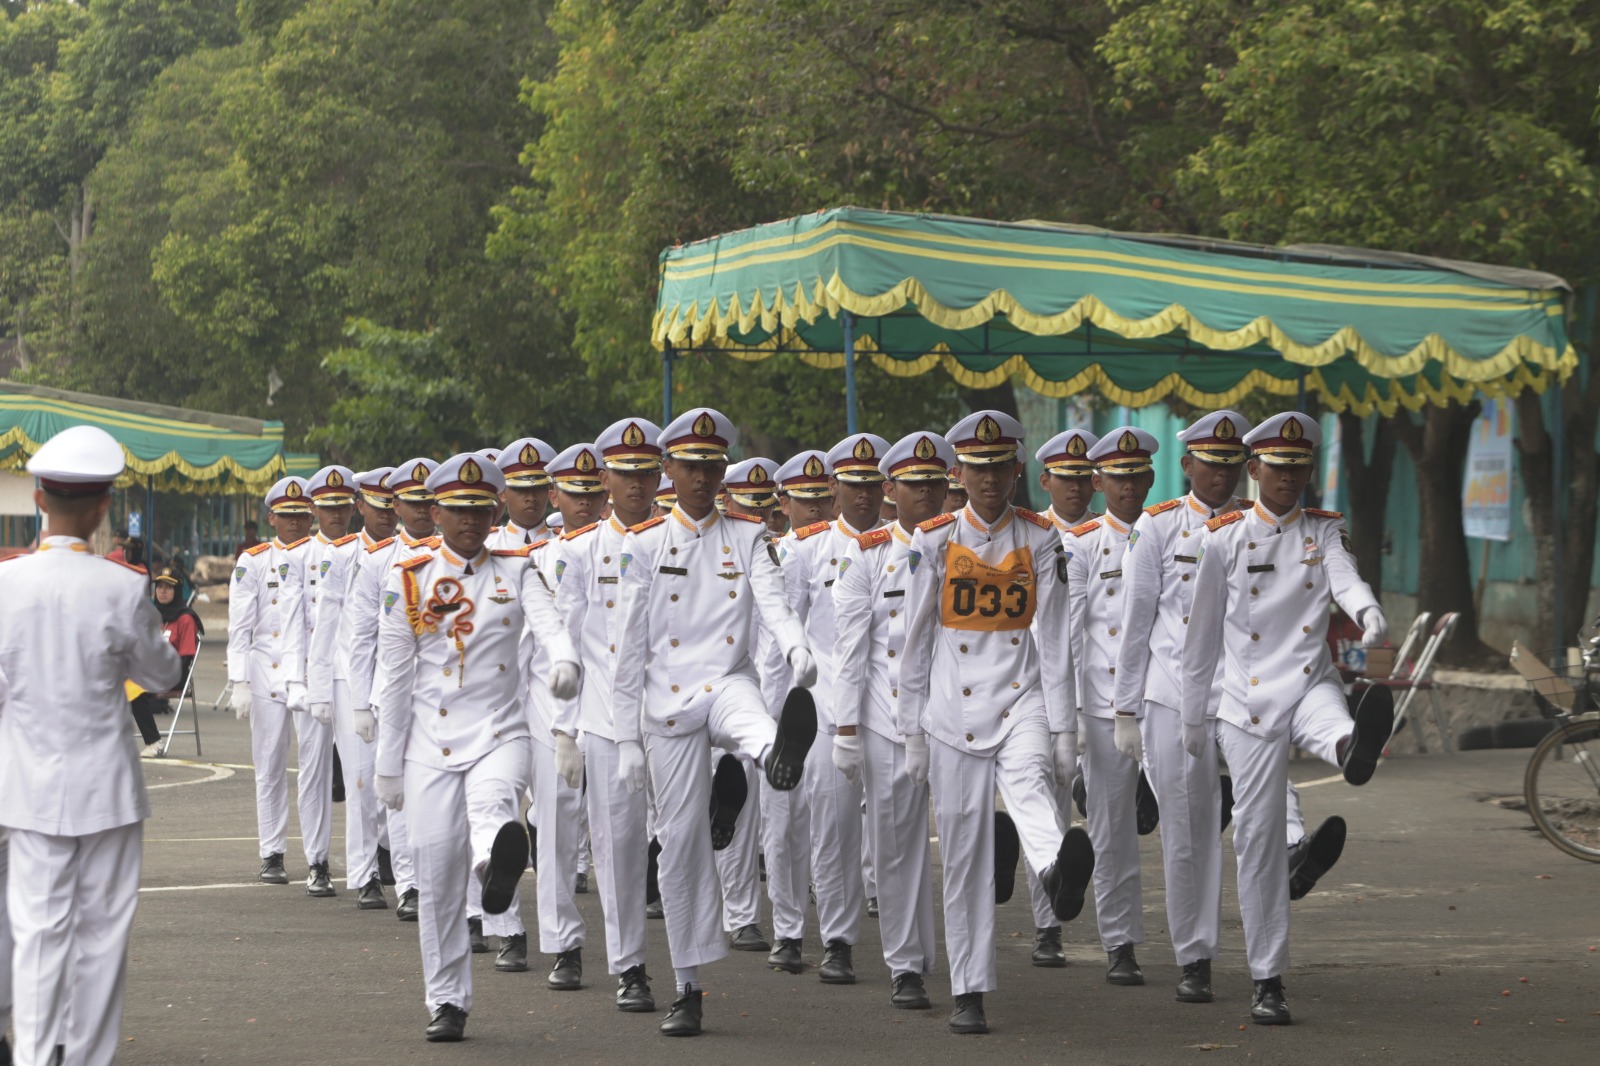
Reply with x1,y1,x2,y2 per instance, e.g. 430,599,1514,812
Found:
1219,774,1235,834
1251,976,1292,1024
866,896,878,918
1176,958,1214,1003
259,853,289,885
305,860,336,897
575,871,588,894
1031,926,1066,968
1072,772,1087,818
659,984,703,1036
819,939,855,984
1341,683,1395,786
376,844,395,886
617,964,656,1012
396,887,419,922
731,924,771,952
645,837,662,906
496,933,529,973
1106,944,1144,986
993,810,1020,905
710,753,749,851
891,971,931,1009
948,992,987,1034
332,750,345,803
482,821,529,916
1041,827,1095,922
548,947,583,990
468,916,488,953
0,1032,9,1066
425,1003,467,1042
768,937,804,973
356,878,388,910
764,688,817,790
645,899,665,920
527,817,538,872
1289,815,1347,901
1135,770,1160,835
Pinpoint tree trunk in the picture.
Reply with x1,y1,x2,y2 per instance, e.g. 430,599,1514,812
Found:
1338,412,1396,599
1393,402,1493,664
67,183,92,335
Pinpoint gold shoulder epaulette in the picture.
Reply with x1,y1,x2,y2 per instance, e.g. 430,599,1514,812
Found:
528,538,550,551
1205,510,1244,532
562,521,600,541
332,533,360,547
724,511,762,524
1145,498,1182,516
282,536,312,551
424,536,442,548
628,515,666,533
795,521,831,540
395,554,432,572
857,527,894,550
1305,507,1344,519
1069,519,1101,537
1015,508,1053,530
244,541,274,557
917,512,957,533
492,545,535,557
364,536,395,554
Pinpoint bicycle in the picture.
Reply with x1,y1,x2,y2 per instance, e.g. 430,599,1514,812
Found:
1510,625,1600,862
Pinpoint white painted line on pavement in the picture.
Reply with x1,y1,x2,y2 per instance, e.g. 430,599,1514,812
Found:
145,836,303,843
146,761,235,789
1296,772,1345,789
140,882,303,893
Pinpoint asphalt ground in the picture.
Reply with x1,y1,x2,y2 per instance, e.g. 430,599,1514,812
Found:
110,652,1597,1065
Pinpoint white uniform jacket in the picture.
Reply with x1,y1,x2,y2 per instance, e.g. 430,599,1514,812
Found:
1181,504,1379,739
1063,513,1136,718
305,531,364,704
610,508,806,744
1042,505,1100,546
520,537,562,746
1111,495,1240,717
553,517,629,741
781,516,881,733
0,538,180,835
831,523,913,740
898,506,1075,750
487,519,551,552
373,543,576,778
342,531,439,711
226,537,311,698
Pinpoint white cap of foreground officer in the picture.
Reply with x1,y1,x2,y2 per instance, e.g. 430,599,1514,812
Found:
27,425,126,494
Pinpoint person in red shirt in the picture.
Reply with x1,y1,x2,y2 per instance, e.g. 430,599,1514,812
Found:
130,568,204,753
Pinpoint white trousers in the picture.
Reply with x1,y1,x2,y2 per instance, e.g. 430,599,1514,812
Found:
1142,704,1223,965
644,678,775,970
405,738,531,1013
332,680,382,889
585,734,650,973
1025,778,1075,929
861,726,935,976
760,757,810,942
1216,722,1291,980
1080,715,1145,952
250,697,334,865
713,751,763,932
7,823,141,1066
804,732,864,946
1285,684,1351,846
530,736,584,953
382,805,417,894
0,830,10,1025
928,710,1064,996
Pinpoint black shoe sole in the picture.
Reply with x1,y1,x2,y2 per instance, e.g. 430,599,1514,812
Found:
768,950,805,975
356,897,389,910
1030,954,1067,968
710,753,749,851
891,990,932,1010
482,821,529,916
993,810,1020,905
1135,769,1160,835
1175,986,1214,1003
1289,815,1347,900
1048,827,1095,922
645,837,662,906
495,959,529,973
765,688,817,791
1107,967,1145,986
1072,772,1087,818
1252,1010,1293,1025
949,1018,988,1034
1343,684,1395,785
1219,773,1235,835
617,996,656,1013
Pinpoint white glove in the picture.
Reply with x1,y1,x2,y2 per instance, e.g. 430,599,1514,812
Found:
549,660,581,700
285,680,308,714
310,701,332,726
1182,721,1209,759
831,732,863,785
1052,731,1077,784
1360,605,1389,649
617,740,647,794
788,645,818,689
354,708,377,744
376,774,405,811
554,732,583,789
1113,713,1143,762
229,681,252,721
903,734,929,787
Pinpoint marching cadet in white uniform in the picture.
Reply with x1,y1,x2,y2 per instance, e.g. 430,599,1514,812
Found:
1023,427,1100,966
653,475,676,516
760,449,833,974
309,467,399,907
898,410,1095,1035
1064,427,1160,987
779,431,890,985
556,420,668,1011
0,667,9,1066
346,457,441,922
610,407,820,1037
228,475,333,890
832,431,956,1011
0,426,181,1066
372,454,581,1042
1181,412,1392,1025
487,437,556,550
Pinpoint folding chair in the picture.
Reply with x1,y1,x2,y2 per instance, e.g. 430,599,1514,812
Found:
1390,611,1433,679
1380,612,1459,752
151,635,205,758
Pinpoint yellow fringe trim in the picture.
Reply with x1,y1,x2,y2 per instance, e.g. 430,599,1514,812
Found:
0,426,287,495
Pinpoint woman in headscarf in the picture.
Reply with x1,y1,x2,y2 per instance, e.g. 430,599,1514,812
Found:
129,567,204,755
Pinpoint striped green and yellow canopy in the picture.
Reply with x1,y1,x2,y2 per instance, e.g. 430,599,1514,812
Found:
653,208,1575,415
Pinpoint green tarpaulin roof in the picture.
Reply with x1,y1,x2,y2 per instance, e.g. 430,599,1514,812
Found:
653,208,1575,415
0,382,293,494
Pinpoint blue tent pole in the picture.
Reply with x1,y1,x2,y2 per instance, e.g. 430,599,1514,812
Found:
842,311,858,434
1552,387,1566,648
662,341,676,426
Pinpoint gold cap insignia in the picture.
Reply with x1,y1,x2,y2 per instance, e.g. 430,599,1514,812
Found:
914,437,936,460
576,450,597,473
413,463,429,482
852,438,876,461
327,470,344,487
976,415,1001,443
286,482,303,498
803,456,825,478
622,423,646,447
750,463,768,484
1119,430,1139,453
1066,435,1086,457
692,412,716,437
1216,417,1235,440
460,459,482,484
378,472,392,487
519,443,539,465
1284,417,1303,441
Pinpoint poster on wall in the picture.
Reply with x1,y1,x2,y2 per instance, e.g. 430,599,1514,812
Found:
1462,398,1513,541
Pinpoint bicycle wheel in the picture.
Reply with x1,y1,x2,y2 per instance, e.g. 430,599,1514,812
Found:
1523,718,1600,862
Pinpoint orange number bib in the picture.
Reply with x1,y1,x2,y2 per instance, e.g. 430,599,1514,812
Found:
940,542,1036,631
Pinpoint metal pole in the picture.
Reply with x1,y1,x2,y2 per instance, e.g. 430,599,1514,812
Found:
1552,386,1567,647
662,341,676,426
842,310,858,435
1296,367,1307,411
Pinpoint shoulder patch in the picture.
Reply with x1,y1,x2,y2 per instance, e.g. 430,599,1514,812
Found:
492,545,535,558
1015,507,1053,530
364,536,395,554
1205,510,1245,532
395,555,432,572
281,536,312,551
795,521,831,540
1304,507,1344,519
724,511,762,524
916,512,957,533
857,527,894,550
1145,498,1183,516
628,516,666,534
561,521,600,541
332,533,360,547
1069,519,1101,537
243,541,274,557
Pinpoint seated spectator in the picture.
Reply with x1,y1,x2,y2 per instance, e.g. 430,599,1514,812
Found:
129,568,204,755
